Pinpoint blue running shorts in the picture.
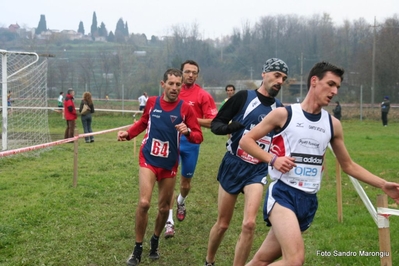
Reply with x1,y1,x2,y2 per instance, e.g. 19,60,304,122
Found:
264,180,318,232
179,136,200,178
217,152,268,194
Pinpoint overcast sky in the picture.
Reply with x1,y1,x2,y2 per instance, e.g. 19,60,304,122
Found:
2,0,398,38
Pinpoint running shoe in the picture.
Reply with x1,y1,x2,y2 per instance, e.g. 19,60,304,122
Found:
176,198,186,221
126,253,140,266
149,237,159,260
164,222,175,239
149,248,159,260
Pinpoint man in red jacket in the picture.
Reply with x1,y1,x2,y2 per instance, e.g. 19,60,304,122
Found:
63,89,77,140
165,60,218,238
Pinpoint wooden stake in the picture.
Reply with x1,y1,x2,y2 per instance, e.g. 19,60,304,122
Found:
133,115,137,159
73,127,78,187
336,160,343,222
377,194,391,266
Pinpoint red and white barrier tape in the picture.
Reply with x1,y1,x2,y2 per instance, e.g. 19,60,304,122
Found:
0,125,131,158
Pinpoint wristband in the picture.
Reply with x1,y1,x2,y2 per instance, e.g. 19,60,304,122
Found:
269,154,277,167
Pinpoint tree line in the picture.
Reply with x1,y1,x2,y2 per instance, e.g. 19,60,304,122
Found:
34,12,130,42
2,13,399,104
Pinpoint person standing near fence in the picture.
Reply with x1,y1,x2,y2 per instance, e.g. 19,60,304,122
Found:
7,91,13,114
381,96,390,126
239,61,399,266
118,68,203,266
205,58,288,266
7,91,12,106
164,59,218,238
138,92,148,111
332,100,341,120
63,89,77,141
58,91,64,118
58,92,64,109
79,92,95,143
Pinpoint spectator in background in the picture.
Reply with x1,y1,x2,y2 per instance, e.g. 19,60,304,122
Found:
381,96,390,126
7,91,13,114
7,91,12,106
219,84,236,110
138,92,148,111
64,89,77,141
58,92,64,118
58,92,64,109
79,92,95,143
332,100,341,120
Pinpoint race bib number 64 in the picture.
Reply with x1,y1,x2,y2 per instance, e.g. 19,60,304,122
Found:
150,138,170,158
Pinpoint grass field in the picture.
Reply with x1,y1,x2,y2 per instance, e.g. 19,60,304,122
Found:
1,110,399,266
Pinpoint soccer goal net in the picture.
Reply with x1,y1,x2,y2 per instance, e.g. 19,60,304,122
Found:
1,49,51,151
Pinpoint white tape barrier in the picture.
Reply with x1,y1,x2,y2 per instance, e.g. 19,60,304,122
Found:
379,207,399,216
327,143,397,228
348,175,378,225
0,125,130,158
377,207,399,229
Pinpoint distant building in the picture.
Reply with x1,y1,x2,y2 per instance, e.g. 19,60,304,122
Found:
94,36,107,42
60,30,83,40
133,51,146,56
35,29,83,41
287,79,306,94
36,30,53,40
204,79,308,103
8,23,20,33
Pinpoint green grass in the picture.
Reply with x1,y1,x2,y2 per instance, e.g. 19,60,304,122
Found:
0,112,399,265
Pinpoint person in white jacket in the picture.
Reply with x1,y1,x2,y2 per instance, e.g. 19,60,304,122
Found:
138,92,148,111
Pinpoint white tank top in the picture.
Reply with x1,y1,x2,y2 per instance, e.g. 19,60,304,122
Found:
269,104,332,193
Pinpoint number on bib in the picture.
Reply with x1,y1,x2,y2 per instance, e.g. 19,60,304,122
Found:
150,138,170,158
